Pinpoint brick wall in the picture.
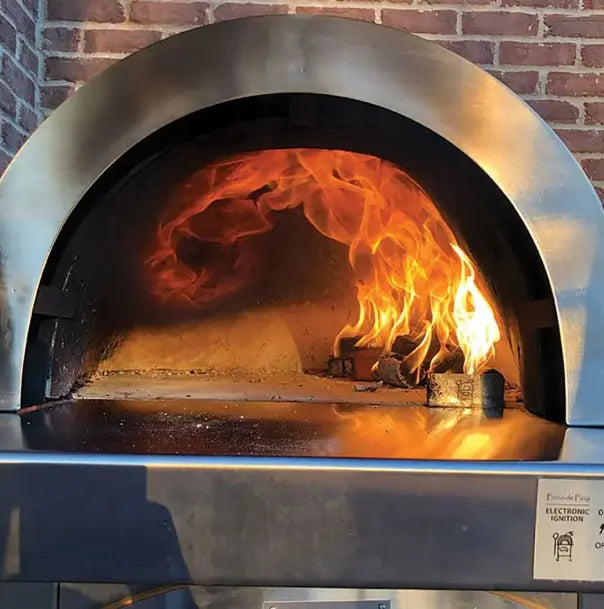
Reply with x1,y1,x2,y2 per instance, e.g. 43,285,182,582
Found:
0,0,44,174
14,0,604,201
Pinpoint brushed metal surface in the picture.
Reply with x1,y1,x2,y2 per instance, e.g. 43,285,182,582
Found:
0,450,604,589
0,583,57,609
261,601,388,609
578,595,604,609
0,16,601,422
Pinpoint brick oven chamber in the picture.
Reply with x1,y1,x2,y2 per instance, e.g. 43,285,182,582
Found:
1,14,604,604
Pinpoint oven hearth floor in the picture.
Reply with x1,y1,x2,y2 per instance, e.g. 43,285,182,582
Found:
17,398,563,461
75,370,523,404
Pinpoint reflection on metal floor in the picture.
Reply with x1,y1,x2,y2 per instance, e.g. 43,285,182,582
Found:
18,399,564,460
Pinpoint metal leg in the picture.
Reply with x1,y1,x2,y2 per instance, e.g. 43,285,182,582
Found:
579,594,604,609
0,583,57,609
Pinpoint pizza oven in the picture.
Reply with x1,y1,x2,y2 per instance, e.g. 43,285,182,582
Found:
0,14,603,608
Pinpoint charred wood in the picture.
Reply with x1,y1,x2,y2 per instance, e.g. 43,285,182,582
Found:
329,335,464,386
374,353,416,388
327,356,354,378
352,347,382,381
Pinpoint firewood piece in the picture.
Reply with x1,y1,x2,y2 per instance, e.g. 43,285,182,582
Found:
392,335,463,376
328,356,354,378
374,353,416,388
426,369,505,411
354,381,383,392
352,347,382,381
338,336,360,357
430,349,464,374
391,335,419,357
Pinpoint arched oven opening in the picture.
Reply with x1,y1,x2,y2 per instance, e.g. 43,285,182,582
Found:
21,93,565,459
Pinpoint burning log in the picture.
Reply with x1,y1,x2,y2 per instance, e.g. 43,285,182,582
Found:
327,355,354,378
328,337,358,378
352,347,382,381
328,347,382,381
426,369,505,411
328,334,466,388
374,353,415,388
374,336,464,388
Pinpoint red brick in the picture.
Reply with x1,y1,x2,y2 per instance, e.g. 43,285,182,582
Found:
1,0,35,42
528,99,579,122
440,40,494,64
44,28,81,53
582,159,604,182
295,6,374,21
17,104,38,133
41,84,75,110
586,103,604,126
1,56,35,105
47,0,125,22
0,14,17,54
0,81,16,116
500,42,575,66
214,3,287,21
131,1,208,25
419,0,491,5
20,0,38,19
45,56,116,83
556,129,604,153
462,12,538,35
503,0,576,7
84,29,163,53
582,45,604,69
596,187,604,205
1,1,34,42
489,70,539,94
545,15,604,39
0,148,10,177
382,9,457,34
18,42,38,77
585,0,604,7
1,121,26,154
546,73,604,97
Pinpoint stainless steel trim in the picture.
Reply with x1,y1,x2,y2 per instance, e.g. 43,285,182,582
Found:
0,16,601,421
55,585,578,609
262,602,389,609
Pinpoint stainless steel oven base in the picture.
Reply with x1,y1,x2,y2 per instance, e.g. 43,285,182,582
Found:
0,425,603,589
0,401,602,591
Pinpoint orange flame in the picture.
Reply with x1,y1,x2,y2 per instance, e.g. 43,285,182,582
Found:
147,149,501,376
451,244,500,373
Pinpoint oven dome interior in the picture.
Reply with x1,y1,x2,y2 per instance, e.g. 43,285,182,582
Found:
23,93,564,424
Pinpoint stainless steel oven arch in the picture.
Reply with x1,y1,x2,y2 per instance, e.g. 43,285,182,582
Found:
0,15,601,422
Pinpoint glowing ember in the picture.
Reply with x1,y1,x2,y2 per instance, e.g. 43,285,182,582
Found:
147,149,500,377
